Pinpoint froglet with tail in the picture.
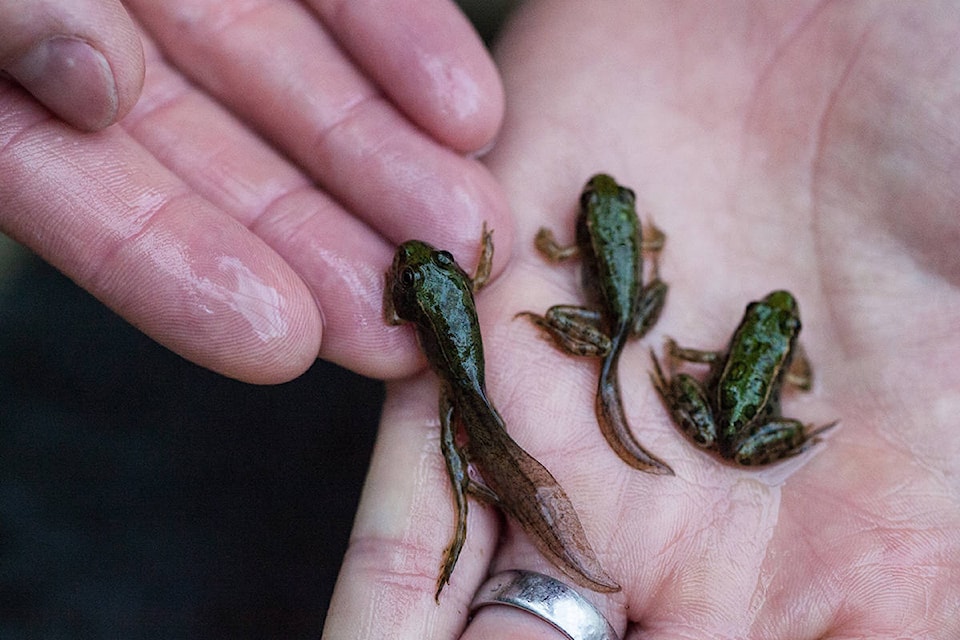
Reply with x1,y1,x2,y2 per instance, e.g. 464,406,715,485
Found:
385,225,620,600
518,174,673,475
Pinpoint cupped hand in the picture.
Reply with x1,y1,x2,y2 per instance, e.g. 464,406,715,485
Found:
325,1,960,638
0,0,510,382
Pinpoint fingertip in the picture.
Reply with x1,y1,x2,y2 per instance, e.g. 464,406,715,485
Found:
129,251,324,386
223,297,323,386
321,0,504,153
7,37,118,131
199,266,324,386
400,9,505,153
1,1,144,130
417,33,505,153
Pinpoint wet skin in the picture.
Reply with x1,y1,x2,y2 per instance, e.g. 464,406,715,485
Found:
518,174,673,475
650,290,836,465
384,226,620,600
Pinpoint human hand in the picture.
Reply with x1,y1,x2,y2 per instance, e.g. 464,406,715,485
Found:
0,0,510,383
324,1,960,637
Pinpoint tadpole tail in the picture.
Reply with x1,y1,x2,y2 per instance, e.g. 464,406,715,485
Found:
484,431,622,594
466,398,621,594
596,345,674,475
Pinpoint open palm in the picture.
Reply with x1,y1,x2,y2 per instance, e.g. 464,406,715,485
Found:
327,2,960,638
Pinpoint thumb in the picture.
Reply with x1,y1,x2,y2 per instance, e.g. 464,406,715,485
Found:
0,0,143,130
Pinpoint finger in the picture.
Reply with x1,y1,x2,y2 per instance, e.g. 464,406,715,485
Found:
0,0,143,130
127,0,513,264
121,38,421,378
310,0,504,152
0,83,320,384
324,377,499,639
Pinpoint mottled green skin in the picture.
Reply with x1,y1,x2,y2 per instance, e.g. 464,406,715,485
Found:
520,174,672,475
385,233,619,601
652,290,833,465
579,174,645,340
716,290,799,442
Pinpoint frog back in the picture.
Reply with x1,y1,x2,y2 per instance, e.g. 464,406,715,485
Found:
414,274,486,391
715,294,801,437
580,176,643,333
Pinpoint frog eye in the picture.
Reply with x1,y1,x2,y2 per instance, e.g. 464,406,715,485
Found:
434,250,455,267
619,187,636,205
399,266,420,287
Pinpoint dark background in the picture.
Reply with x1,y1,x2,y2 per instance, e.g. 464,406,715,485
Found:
0,254,382,638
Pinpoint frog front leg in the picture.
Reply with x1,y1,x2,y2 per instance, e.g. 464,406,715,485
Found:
435,389,470,601
470,222,495,292
649,351,719,451
516,305,611,357
533,227,580,262
785,342,813,391
665,337,724,365
640,221,666,253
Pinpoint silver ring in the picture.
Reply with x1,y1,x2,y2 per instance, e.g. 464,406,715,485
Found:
469,570,620,640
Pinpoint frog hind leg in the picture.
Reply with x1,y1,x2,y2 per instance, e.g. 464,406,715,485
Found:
632,277,669,338
515,305,611,357
731,418,837,466
632,220,669,338
649,350,718,451
436,390,471,602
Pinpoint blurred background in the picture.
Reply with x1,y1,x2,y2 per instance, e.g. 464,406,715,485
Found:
0,2,517,637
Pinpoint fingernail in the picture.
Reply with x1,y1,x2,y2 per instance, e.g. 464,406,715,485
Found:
7,36,119,131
